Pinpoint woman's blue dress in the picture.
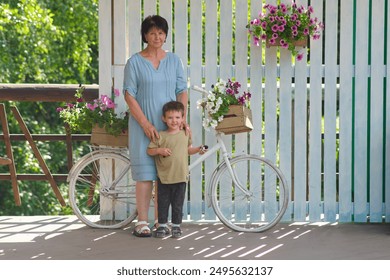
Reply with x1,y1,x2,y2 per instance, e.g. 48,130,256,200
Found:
123,52,187,181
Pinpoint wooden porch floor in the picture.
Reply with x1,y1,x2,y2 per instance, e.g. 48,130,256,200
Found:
0,215,389,260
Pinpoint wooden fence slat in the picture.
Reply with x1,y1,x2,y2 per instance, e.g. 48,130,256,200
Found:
143,0,156,20
291,0,309,222
323,0,338,222
354,0,370,222
173,0,188,65
173,0,189,218
386,1,390,223
113,0,127,65
338,0,354,222
203,0,218,220
128,0,141,57
307,0,324,222
249,0,264,221
234,0,249,221
263,0,279,221
218,0,234,220
189,0,203,220
159,0,172,51
277,0,293,222
369,0,385,222
99,0,112,96
113,66,126,117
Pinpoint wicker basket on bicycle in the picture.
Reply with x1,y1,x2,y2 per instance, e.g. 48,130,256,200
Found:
216,105,253,135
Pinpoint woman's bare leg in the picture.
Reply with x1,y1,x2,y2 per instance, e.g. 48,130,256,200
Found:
135,181,153,228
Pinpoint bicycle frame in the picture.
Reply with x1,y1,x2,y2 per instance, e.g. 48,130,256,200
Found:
189,132,249,207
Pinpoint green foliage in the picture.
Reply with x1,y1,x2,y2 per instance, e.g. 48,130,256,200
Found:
0,0,98,84
0,0,99,216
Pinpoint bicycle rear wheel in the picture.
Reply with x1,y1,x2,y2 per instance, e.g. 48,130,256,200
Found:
68,152,137,229
209,155,288,232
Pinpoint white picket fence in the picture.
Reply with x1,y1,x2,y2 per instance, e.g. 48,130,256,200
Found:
99,0,390,223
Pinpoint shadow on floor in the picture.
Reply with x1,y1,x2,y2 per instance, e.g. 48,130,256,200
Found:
0,216,390,260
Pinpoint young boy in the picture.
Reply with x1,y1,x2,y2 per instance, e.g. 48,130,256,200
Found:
147,101,207,238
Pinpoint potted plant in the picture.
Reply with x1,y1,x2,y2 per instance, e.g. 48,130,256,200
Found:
196,79,253,134
57,85,129,146
247,2,324,60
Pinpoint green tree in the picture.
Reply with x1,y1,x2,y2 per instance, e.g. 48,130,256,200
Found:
0,0,98,84
0,0,98,215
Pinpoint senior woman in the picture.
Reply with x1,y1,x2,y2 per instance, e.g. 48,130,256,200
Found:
123,15,188,237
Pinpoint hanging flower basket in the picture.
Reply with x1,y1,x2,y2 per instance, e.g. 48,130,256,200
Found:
215,105,253,135
247,3,324,61
90,125,128,147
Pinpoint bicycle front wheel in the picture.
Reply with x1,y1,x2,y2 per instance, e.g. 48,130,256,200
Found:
209,155,288,232
68,152,137,229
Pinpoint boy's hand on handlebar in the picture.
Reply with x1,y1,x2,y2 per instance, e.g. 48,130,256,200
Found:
199,145,208,155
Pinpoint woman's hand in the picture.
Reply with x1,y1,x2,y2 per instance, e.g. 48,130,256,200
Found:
182,121,191,137
142,122,159,142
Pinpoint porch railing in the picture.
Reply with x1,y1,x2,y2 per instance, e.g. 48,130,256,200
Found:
0,83,98,206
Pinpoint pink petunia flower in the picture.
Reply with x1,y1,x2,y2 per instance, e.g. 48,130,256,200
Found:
272,24,279,32
86,103,97,111
253,36,260,46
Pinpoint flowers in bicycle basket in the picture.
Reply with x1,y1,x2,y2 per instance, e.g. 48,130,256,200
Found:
246,2,324,60
56,85,129,136
196,79,251,130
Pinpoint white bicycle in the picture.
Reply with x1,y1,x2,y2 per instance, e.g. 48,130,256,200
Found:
67,88,289,232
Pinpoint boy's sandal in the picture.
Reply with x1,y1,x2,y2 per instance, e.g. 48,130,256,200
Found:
132,221,151,237
171,226,182,238
153,220,170,235
155,226,170,238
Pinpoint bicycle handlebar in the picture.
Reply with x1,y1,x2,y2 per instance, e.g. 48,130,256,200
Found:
190,85,209,96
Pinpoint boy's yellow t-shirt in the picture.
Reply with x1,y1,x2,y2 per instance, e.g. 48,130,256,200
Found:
148,130,192,184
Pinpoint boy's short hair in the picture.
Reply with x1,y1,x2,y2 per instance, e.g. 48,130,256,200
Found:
162,101,184,116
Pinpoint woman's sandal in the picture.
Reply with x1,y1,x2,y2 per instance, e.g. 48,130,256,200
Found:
132,221,151,237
